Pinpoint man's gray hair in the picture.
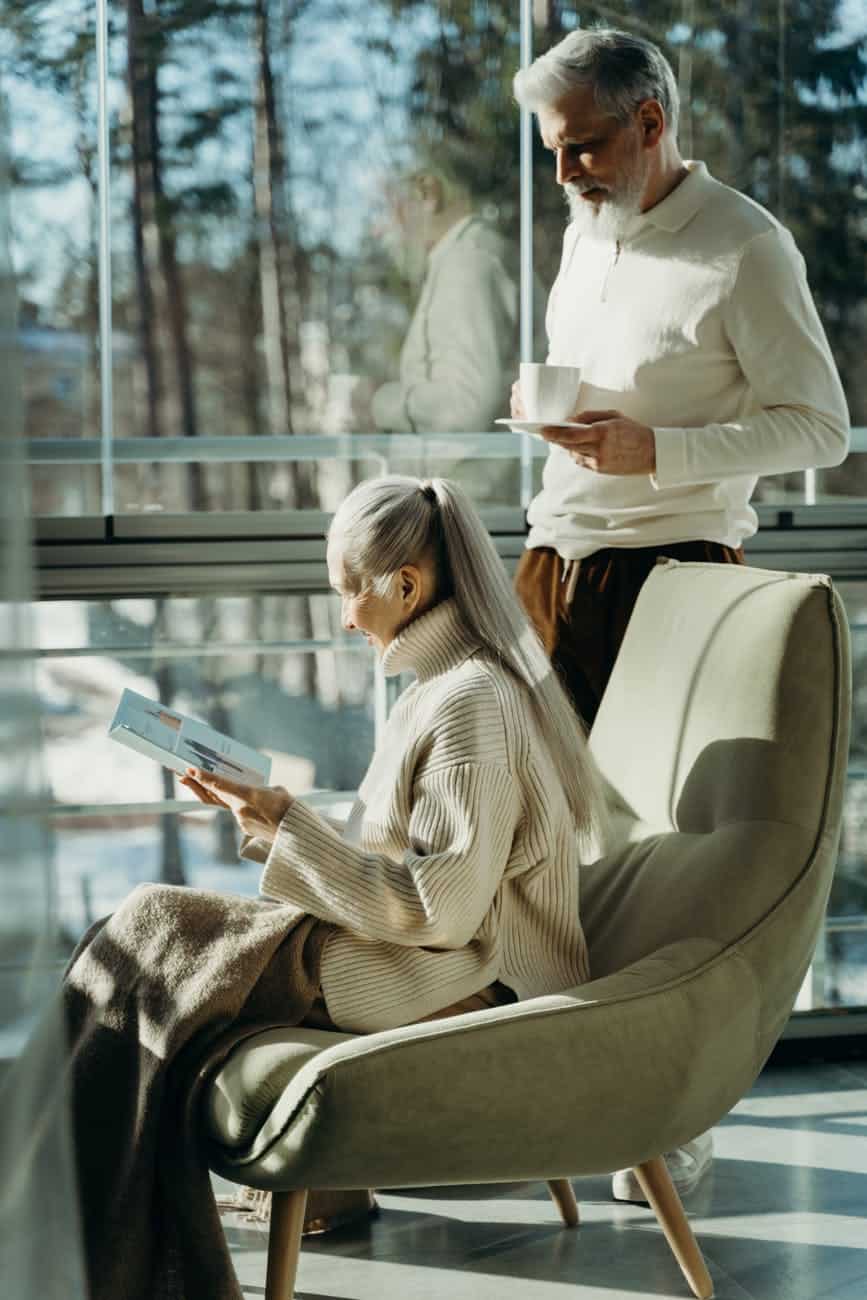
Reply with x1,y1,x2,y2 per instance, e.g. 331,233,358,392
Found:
513,27,679,139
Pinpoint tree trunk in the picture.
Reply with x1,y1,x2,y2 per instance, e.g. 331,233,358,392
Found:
154,181,206,510
722,0,752,191
253,0,317,697
677,0,695,160
127,0,204,510
127,14,187,882
241,234,264,512
126,0,162,445
252,0,316,509
253,0,293,442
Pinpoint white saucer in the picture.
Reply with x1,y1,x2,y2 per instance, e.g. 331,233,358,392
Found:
495,417,589,440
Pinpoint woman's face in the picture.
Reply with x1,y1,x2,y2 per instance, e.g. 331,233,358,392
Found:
328,546,420,656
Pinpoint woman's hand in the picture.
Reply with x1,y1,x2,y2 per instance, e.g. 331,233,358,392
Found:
510,380,526,420
179,768,293,839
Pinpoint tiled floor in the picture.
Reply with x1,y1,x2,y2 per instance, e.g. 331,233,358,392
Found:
217,1054,867,1300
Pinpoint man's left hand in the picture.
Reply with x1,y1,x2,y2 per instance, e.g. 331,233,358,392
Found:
542,409,656,475
182,768,293,839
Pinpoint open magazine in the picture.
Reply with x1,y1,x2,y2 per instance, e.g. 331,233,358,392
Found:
108,688,271,786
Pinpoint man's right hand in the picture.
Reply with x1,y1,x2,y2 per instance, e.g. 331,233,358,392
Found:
510,381,526,420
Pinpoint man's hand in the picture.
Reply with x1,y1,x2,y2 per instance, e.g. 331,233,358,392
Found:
541,409,657,475
180,768,293,839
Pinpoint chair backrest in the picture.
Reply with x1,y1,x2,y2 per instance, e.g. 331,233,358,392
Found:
579,561,850,1057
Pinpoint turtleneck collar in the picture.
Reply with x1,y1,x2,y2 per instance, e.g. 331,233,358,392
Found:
380,597,481,681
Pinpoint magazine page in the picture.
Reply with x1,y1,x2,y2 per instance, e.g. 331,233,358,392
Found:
108,688,271,786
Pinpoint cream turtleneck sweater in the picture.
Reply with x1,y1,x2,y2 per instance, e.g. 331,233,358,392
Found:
241,598,589,1032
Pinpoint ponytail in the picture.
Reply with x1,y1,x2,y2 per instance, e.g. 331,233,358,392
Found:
329,475,607,847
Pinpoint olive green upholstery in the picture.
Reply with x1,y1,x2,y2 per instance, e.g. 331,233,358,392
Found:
205,561,850,1220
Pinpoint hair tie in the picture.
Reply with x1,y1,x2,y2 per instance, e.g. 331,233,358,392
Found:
420,482,438,506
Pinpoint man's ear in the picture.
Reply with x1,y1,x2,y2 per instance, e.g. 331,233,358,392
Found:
637,99,665,146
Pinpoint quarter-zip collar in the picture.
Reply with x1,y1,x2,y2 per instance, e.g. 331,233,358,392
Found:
638,160,713,233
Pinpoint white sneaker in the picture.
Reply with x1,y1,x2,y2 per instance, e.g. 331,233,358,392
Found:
611,1132,714,1203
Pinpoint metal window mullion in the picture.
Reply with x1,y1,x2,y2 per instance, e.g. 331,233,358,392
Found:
32,792,358,820
96,0,114,517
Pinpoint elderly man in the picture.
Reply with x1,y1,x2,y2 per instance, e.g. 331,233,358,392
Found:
512,27,849,727
511,27,849,1202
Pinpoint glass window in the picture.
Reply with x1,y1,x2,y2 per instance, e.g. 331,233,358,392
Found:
11,3,866,517
11,3,867,1037
821,580,867,1009
100,0,526,515
35,592,374,954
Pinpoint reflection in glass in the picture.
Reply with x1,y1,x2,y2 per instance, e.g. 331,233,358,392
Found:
0,71,86,1289
105,1,530,512
367,155,520,503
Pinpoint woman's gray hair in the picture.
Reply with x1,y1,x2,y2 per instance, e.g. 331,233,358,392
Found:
513,27,679,139
329,475,608,847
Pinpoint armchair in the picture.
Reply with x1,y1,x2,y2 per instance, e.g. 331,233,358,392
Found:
204,560,850,1299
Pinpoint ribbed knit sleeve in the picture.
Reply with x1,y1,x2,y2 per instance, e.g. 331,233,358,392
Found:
238,834,269,865
238,813,347,867
259,762,518,948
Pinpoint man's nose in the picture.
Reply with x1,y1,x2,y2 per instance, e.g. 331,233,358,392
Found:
555,148,582,186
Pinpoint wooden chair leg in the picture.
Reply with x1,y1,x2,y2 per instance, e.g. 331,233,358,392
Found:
265,1189,307,1300
634,1158,714,1300
547,1178,580,1227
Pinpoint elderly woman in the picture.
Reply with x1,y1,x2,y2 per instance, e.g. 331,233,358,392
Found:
27,475,605,1300
183,474,606,1035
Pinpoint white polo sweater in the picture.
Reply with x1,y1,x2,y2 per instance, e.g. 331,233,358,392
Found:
527,161,850,560
242,599,589,1032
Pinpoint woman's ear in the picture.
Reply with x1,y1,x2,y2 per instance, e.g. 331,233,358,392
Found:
399,564,422,609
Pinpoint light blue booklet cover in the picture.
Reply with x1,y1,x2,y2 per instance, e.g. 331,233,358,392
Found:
108,688,271,786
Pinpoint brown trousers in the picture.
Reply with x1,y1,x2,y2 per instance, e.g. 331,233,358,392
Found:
303,979,516,1030
515,541,744,729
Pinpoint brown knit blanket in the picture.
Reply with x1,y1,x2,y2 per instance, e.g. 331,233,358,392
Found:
11,882,331,1300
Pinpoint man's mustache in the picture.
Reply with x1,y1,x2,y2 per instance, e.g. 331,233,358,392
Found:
565,181,612,197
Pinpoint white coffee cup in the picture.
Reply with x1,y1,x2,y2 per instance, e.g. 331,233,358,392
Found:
519,362,582,423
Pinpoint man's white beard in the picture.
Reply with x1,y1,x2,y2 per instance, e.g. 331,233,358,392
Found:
564,156,649,243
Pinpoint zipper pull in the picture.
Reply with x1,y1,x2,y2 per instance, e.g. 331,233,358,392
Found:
600,239,621,302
